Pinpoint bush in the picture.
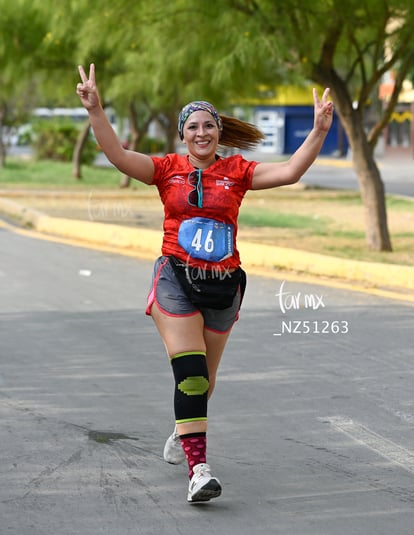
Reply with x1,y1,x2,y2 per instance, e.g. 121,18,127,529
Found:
31,119,97,164
17,124,33,146
138,136,166,154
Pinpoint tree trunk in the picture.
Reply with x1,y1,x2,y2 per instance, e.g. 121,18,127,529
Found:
119,103,156,188
72,121,91,179
120,103,140,188
0,106,6,168
164,110,177,154
0,138,6,168
311,62,394,252
349,128,392,251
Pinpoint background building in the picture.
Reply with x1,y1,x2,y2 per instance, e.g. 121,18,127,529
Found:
242,85,348,156
380,74,414,158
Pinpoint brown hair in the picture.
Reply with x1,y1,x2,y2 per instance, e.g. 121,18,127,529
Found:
219,115,265,151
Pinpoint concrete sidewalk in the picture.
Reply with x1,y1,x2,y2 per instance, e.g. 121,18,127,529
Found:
1,191,413,304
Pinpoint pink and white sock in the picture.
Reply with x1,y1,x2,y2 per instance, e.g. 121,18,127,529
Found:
179,432,207,478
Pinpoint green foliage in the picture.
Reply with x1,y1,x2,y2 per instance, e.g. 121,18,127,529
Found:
31,120,97,164
2,0,414,131
16,125,33,146
0,0,50,130
138,136,166,154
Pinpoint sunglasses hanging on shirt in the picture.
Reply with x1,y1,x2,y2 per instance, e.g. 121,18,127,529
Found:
188,169,203,208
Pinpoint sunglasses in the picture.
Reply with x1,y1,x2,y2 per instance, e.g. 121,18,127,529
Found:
188,169,203,208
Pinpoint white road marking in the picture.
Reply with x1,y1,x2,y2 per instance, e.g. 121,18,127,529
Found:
321,416,414,474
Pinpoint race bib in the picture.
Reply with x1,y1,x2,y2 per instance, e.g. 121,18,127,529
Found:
178,217,234,262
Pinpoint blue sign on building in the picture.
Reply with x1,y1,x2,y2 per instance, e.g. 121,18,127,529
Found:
254,105,347,156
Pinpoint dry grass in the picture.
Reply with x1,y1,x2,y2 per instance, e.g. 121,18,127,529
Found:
238,187,414,265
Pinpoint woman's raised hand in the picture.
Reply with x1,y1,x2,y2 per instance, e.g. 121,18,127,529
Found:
76,63,101,111
313,87,334,133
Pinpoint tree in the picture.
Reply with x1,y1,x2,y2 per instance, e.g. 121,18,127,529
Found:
221,0,414,251
70,0,278,186
34,0,283,185
37,0,102,179
0,0,48,166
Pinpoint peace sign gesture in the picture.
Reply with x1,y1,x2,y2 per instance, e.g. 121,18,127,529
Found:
76,63,101,111
313,87,334,133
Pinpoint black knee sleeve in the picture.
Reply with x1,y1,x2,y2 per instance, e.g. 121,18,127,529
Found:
171,351,209,424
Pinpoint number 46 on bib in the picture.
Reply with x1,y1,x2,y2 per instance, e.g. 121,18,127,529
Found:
178,217,234,262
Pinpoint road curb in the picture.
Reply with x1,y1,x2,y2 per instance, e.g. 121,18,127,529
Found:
238,241,414,291
1,197,413,292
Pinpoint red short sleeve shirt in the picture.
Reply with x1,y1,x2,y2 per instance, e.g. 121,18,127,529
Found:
150,153,258,270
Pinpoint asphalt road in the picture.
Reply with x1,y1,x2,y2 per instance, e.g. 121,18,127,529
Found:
302,161,414,198
1,223,414,535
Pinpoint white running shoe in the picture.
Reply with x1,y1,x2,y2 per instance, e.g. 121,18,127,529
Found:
187,463,222,503
163,426,185,464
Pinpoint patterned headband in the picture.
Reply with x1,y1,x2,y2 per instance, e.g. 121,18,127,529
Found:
177,101,223,140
